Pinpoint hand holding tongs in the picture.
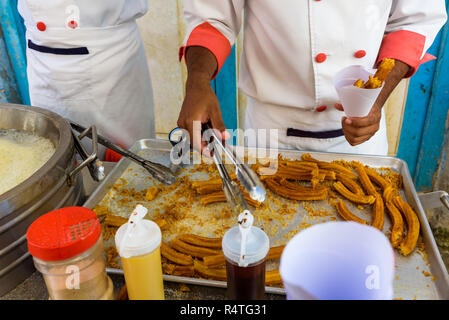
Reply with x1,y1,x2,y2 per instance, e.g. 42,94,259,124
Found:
70,121,176,185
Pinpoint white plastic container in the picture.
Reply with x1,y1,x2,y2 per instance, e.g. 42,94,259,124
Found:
280,221,395,300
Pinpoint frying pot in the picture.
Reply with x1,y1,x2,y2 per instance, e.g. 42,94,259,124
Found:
0,103,89,295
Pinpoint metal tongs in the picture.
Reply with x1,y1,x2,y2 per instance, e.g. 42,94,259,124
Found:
203,123,266,213
70,121,176,185
69,124,105,184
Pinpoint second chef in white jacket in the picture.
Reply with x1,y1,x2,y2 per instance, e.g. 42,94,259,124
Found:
18,0,155,161
177,0,447,155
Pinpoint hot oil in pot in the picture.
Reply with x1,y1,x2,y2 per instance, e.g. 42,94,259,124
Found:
0,129,55,195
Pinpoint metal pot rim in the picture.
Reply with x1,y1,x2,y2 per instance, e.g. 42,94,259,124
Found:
0,104,72,201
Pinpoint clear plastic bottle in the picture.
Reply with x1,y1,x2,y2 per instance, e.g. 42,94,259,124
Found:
222,211,270,300
115,205,164,300
27,207,114,300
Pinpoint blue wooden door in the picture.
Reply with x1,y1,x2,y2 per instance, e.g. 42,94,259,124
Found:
0,0,29,105
211,46,238,144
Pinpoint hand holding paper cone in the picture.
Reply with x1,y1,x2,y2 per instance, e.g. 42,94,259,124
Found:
334,59,400,147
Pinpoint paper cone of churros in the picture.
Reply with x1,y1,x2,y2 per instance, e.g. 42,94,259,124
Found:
334,59,395,118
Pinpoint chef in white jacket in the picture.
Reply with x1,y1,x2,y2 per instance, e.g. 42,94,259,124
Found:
18,0,155,161
177,0,447,156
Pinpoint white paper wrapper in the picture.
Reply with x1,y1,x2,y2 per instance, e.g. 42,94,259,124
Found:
279,222,394,300
334,65,383,118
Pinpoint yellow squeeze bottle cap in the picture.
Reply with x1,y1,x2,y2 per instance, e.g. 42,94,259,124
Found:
115,205,161,258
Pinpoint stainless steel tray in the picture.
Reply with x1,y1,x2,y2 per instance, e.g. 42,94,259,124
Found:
84,139,449,299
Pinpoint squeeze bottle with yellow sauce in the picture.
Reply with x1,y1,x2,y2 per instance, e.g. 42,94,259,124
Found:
115,205,164,300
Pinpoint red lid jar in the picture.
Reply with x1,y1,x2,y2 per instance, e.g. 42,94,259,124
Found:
27,207,101,261
27,207,113,300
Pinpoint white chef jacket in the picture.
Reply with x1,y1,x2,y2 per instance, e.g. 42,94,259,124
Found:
180,0,447,155
18,0,155,160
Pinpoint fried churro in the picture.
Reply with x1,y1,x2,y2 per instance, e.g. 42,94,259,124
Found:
365,167,390,190
191,174,237,195
265,178,328,201
383,185,398,203
199,191,263,208
333,181,375,204
301,153,358,179
335,199,367,225
362,75,383,89
144,186,160,201
385,201,404,248
172,265,195,277
320,169,337,181
171,238,221,258
272,164,320,182
265,269,282,286
266,245,285,260
354,163,378,196
353,58,395,89
372,194,385,231
203,254,226,268
282,159,318,171
105,214,167,231
374,58,395,83
353,79,365,88
163,262,195,277
393,196,420,256
178,234,222,249
193,260,227,281
336,173,364,195
104,214,128,227
161,242,193,266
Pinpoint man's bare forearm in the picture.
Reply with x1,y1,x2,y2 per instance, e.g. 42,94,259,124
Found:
376,59,411,107
185,47,218,84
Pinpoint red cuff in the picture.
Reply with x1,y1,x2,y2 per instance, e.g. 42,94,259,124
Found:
179,22,231,79
376,30,435,78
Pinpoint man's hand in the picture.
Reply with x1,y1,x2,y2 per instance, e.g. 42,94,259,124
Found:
177,47,229,155
342,103,382,146
340,59,411,146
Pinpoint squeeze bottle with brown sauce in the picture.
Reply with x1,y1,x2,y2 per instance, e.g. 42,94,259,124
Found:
222,210,270,300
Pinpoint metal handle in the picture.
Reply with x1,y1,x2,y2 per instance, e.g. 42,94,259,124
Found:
70,120,175,185
68,125,104,185
440,192,449,211
418,191,449,212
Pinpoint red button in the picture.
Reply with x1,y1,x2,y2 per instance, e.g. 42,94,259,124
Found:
36,21,46,32
315,53,327,63
316,106,327,112
354,50,367,58
68,20,78,29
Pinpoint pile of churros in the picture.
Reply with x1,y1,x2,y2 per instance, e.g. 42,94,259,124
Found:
95,149,421,292
354,58,395,89
258,153,420,256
